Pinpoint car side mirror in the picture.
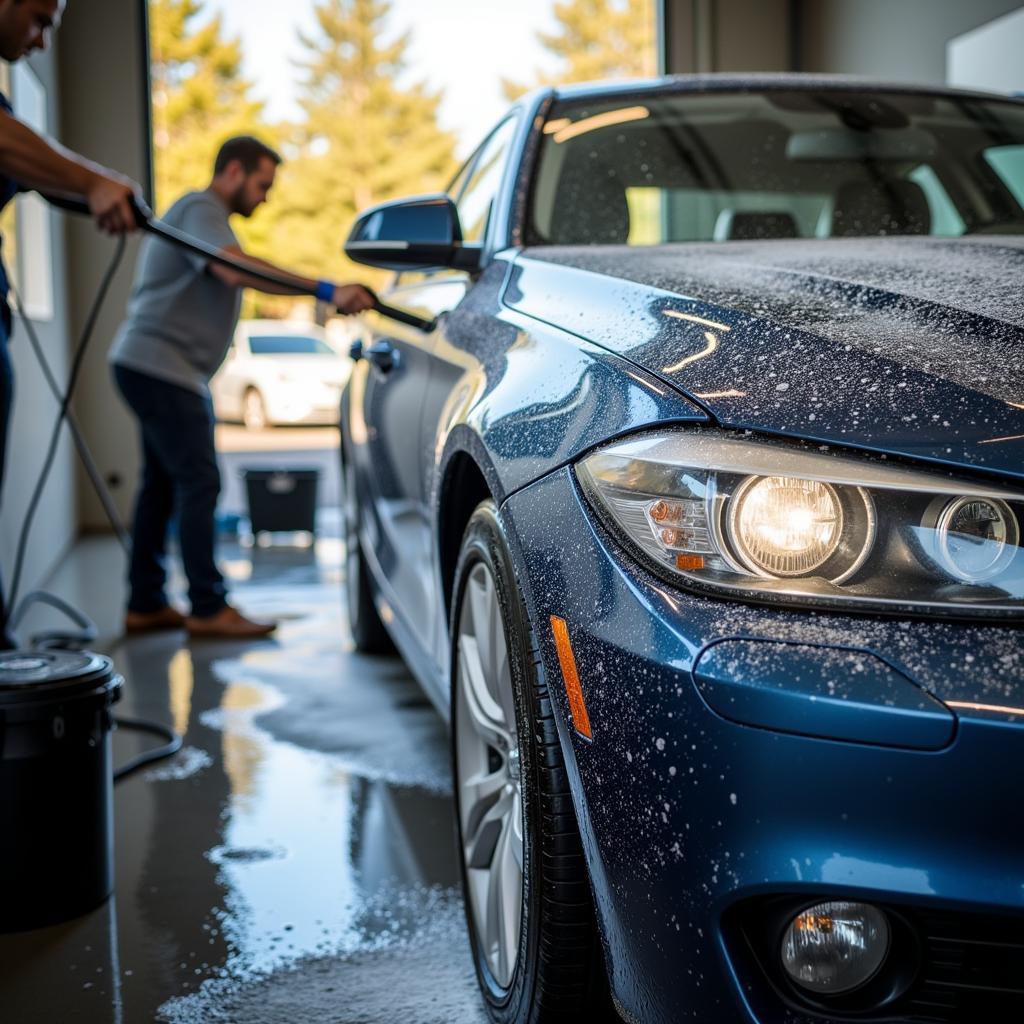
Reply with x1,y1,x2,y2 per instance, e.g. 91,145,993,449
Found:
344,194,481,273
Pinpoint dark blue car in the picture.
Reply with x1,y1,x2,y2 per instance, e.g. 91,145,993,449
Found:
340,75,1024,1024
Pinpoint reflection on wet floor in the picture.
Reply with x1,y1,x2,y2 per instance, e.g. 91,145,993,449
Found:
0,529,486,1023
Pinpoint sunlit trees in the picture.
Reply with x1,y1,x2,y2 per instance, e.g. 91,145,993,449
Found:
149,0,266,212
260,0,458,287
502,0,657,100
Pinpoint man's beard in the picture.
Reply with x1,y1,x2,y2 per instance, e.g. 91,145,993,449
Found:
228,183,253,218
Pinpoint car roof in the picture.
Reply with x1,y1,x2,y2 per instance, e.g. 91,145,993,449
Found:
541,72,1024,107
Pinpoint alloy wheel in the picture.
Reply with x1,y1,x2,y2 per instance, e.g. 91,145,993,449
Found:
455,561,524,988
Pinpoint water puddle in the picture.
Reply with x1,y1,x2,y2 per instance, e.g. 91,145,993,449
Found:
154,653,462,1020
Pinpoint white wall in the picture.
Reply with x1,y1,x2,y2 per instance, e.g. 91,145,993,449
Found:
948,7,1024,94
57,0,151,532
0,41,76,619
799,0,1022,84
660,0,1024,84
0,0,151,622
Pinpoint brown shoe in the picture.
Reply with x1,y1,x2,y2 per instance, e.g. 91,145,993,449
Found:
185,605,277,639
125,606,187,633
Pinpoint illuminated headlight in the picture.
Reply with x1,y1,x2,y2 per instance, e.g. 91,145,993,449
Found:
781,902,890,995
576,430,1024,616
727,476,874,581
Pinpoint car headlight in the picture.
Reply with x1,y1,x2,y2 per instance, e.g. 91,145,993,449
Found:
576,430,1024,617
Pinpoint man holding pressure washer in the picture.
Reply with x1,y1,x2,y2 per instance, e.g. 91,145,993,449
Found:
110,136,375,639
0,0,141,646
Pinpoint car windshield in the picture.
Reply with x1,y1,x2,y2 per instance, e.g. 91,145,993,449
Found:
248,335,334,355
527,89,1024,245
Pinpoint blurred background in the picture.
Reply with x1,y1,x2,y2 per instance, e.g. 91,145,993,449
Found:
147,0,1022,320
1,0,1021,600
149,0,658,319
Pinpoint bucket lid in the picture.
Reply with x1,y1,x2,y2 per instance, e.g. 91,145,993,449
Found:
0,649,117,704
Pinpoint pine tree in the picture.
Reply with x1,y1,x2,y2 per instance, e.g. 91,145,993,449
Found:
149,0,266,212
261,0,457,285
503,0,657,101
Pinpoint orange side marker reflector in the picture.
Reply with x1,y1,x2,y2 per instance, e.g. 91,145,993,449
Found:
550,616,593,740
675,554,705,571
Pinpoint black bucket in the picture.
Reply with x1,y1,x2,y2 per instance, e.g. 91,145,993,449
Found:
0,649,122,932
244,467,319,535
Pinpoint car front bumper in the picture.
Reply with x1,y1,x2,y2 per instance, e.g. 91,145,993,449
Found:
501,466,1024,1024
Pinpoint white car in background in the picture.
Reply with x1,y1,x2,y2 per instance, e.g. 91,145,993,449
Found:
211,320,352,429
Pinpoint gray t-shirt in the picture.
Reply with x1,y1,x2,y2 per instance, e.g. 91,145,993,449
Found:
109,190,241,395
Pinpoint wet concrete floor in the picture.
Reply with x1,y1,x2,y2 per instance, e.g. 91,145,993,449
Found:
0,526,488,1023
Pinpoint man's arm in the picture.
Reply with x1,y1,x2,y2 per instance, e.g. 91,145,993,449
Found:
0,108,138,233
209,245,376,314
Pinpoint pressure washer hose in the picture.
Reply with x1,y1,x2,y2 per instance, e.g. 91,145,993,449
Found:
4,192,430,778
7,193,434,630
47,193,436,330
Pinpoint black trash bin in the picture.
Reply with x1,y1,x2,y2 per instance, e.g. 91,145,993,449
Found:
244,467,319,536
0,649,122,932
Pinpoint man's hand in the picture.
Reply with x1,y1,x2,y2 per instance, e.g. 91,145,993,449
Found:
85,172,141,235
333,283,376,315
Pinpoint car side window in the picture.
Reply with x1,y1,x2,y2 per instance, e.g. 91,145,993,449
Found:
446,150,479,203
455,116,518,244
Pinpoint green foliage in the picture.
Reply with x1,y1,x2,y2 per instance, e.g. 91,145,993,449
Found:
260,0,458,287
149,0,266,213
502,0,657,101
148,0,458,310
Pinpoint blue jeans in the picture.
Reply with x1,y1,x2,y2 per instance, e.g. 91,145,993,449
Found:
114,365,227,618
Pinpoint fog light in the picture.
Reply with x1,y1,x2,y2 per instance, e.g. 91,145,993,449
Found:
781,901,889,995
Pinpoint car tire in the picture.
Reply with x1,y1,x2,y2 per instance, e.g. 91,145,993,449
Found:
242,387,269,431
342,452,394,654
452,501,614,1024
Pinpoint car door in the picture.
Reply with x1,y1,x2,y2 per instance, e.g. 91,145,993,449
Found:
354,116,521,677
418,116,521,669
351,275,449,667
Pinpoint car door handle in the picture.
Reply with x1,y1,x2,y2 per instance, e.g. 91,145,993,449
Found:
366,340,399,374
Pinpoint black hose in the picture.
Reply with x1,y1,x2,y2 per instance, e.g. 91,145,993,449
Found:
43,193,437,331
8,590,98,649
5,219,185,781
112,716,183,782
8,280,131,550
5,233,128,623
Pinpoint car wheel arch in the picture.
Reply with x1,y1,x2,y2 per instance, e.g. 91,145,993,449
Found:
438,449,493,627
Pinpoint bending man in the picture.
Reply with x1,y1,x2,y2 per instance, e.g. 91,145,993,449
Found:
109,136,373,639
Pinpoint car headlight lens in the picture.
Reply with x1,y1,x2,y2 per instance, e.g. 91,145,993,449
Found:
927,496,1018,582
576,430,1024,616
781,902,890,995
728,476,874,580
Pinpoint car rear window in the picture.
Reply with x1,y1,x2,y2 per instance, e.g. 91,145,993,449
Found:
528,89,1024,245
249,336,333,355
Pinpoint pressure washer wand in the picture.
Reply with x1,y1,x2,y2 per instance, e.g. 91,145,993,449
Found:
46,194,436,332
